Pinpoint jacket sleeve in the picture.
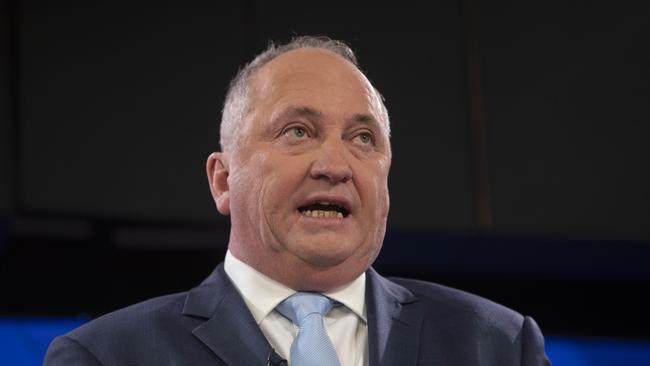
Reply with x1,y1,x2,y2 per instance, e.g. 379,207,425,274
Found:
43,335,103,366
521,316,552,366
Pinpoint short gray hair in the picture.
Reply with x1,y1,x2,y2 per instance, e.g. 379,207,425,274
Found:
219,35,390,152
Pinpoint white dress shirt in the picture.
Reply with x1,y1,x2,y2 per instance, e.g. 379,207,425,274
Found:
224,250,368,366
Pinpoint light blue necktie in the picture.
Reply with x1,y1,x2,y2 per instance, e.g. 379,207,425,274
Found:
276,292,341,366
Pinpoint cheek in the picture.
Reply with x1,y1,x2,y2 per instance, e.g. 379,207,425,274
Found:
364,164,390,211
228,155,268,218
377,162,391,214
228,172,261,222
256,158,304,218
355,174,389,229
374,180,390,219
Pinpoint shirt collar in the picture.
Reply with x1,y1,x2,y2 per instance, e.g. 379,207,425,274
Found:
323,271,367,322
224,250,367,324
224,250,294,324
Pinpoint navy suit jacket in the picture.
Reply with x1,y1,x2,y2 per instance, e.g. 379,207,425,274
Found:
44,264,551,365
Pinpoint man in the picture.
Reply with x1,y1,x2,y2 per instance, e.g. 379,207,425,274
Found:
45,36,551,365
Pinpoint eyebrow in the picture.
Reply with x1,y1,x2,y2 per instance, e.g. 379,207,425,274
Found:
278,105,323,120
272,105,381,130
350,113,381,129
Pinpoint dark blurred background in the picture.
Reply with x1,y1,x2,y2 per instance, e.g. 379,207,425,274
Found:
1,0,649,355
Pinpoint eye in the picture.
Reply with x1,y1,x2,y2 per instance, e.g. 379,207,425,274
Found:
283,126,309,139
355,131,374,145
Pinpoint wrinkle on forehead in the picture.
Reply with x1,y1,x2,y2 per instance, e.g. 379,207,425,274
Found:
248,48,388,131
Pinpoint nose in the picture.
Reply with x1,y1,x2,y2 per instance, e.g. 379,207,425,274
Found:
309,139,353,184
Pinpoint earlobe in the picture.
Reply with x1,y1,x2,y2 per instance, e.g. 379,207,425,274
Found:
206,152,231,215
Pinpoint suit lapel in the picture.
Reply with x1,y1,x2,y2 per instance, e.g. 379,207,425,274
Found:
181,264,423,365
366,268,422,366
182,264,274,365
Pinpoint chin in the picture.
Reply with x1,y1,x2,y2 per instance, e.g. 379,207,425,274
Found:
291,264,363,292
294,241,360,268
297,250,349,268
280,247,374,292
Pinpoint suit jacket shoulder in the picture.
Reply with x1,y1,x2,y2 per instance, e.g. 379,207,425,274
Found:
45,291,212,365
370,273,550,366
44,264,274,365
388,276,524,334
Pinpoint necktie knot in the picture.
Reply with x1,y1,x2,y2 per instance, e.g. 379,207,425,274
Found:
275,292,341,366
276,292,334,326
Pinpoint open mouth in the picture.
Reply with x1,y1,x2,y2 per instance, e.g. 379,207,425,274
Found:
298,201,350,218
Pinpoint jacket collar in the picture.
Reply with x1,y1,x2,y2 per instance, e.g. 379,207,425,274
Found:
182,263,277,365
182,263,422,366
366,267,422,366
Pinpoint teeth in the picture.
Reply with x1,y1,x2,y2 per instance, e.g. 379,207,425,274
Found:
301,210,344,218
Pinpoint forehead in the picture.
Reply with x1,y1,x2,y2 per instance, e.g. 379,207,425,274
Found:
255,48,366,87
248,48,384,126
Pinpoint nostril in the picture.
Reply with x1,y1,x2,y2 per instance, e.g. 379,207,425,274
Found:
309,147,353,183
310,163,353,183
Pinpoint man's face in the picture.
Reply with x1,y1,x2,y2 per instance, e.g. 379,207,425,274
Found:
209,48,391,291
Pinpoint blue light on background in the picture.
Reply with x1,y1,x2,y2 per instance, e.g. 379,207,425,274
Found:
1,318,650,365
545,336,650,365
0,317,88,366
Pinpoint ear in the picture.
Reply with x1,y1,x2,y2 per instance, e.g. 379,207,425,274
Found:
206,152,231,215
